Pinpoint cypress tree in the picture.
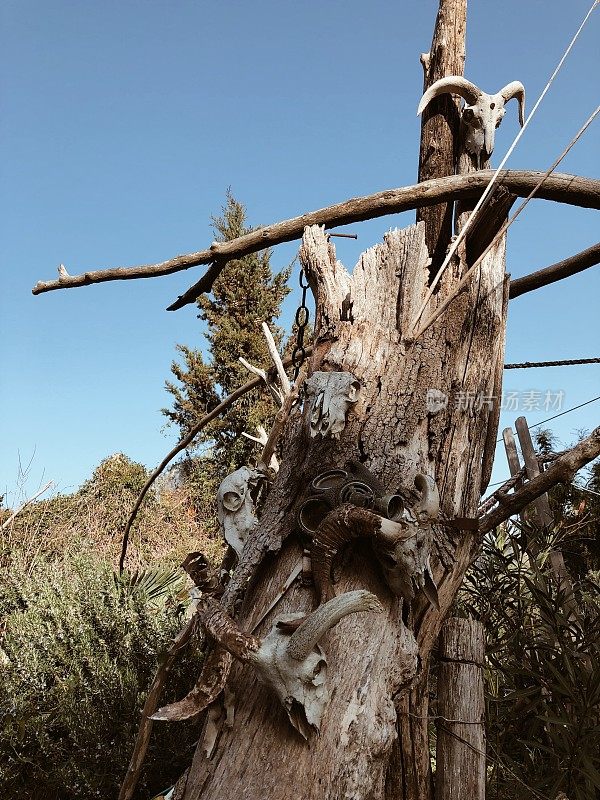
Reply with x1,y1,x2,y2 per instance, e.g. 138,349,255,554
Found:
162,192,291,509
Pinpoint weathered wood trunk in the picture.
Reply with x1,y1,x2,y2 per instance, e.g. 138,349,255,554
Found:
435,617,486,800
176,215,508,799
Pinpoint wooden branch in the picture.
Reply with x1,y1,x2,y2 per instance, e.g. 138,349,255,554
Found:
118,615,197,800
478,426,600,534
509,241,600,299
29,172,600,307
0,480,54,531
258,380,301,471
261,321,291,396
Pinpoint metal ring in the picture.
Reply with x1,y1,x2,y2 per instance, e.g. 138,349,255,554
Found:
311,469,348,493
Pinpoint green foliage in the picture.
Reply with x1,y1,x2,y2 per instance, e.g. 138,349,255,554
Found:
0,545,202,800
459,527,600,800
2,452,224,575
163,191,291,501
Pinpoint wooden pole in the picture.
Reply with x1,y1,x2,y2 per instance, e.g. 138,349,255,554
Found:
502,427,526,524
514,416,579,622
435,617,486,800
417,0,467,271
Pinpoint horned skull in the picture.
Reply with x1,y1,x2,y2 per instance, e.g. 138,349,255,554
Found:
310,474,441,609
373,475,440,608
417,76,525,168
216,466,263,559
186,591,383,739
304,371,361,439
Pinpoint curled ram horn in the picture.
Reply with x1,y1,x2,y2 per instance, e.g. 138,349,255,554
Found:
286,589,383,662
159,593,382,738
310,504,415,604
417,75,525,167
310,475,441,608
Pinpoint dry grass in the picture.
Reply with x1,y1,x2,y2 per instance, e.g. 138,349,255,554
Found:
1,471,224,574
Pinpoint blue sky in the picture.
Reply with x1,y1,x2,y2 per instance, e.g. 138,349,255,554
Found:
1,0,598,504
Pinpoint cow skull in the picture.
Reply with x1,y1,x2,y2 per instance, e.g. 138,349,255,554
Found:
304,372,361,439
417,76,525,168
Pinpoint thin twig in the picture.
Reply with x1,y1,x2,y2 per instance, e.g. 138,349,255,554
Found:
0,480,55,531
119,350,312,573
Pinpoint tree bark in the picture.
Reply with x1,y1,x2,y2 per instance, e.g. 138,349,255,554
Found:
417,0,467,268
175,217,508,800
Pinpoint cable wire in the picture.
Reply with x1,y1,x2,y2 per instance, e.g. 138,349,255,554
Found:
504,357,600,369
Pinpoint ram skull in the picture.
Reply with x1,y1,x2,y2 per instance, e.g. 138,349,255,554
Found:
186,591,383,739
417,76,525,168
310,474,441,609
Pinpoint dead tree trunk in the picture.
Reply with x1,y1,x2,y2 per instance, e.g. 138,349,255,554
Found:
175,210,507,798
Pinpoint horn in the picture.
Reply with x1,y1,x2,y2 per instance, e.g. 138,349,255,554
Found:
413,474,440,521
499,81,526,126
287,590,383,662
310,505,413,604
417,76,482,116
201,596,260,662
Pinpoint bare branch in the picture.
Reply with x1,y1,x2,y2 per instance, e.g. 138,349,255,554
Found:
0,480,55,531
509,241,600,299
29,172,600,306
478,427,600,534
239,357,283,406
118,615,196,800
261,322,291,397
258,380,301,472
118,351,312,573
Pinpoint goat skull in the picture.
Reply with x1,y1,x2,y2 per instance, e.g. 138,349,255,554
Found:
417,76,525,167
193,591,383,739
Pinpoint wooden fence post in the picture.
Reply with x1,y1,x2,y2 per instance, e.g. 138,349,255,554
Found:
435,617,486,800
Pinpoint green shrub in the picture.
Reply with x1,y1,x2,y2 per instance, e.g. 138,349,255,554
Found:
459,527,600,800
0,546,203,799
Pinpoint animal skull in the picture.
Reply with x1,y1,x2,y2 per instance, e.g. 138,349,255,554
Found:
417,76,525,168
310,474,441,608
189,591,383,739
216,466,263,559
304,371,361,439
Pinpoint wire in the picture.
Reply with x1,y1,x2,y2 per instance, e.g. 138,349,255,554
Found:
492,394,600,453
412,104,600,340
504,357,600,369
411,0,599,333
